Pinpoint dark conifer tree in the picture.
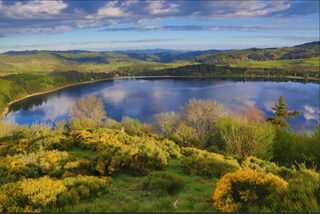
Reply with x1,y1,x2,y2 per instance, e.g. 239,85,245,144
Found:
267,96,300,128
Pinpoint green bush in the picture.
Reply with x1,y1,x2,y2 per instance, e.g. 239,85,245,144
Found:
215,116,275,160
272,126,320,168
277,167,320,212
181,147,240,177
141,171,184,196
103,118,122,130
170,122,201,148
121,116,142,135
69,117,98,130
242,156,295,180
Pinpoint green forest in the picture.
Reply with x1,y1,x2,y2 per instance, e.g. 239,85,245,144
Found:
0,71,113,116
0,96,319,212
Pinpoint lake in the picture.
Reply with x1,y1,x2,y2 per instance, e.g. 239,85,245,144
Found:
4,78,320,133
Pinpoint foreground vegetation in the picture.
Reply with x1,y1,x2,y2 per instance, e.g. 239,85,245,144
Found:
0,96,319,213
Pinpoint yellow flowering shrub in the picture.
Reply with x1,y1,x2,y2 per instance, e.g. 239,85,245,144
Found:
61,175,111,200
0,150,70,181
212,169,288,212
181,147,240,177
0,176,66,212
62,160,91,177
71,128,175,175
0,125,66,156
0,175,111,212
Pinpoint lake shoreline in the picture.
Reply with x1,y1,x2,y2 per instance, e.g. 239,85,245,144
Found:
1,74,319,120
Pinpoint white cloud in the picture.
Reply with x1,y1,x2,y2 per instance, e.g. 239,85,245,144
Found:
100,89,127,105
0,0,67,19
97,1,127,17
303,105,320,121
146,1,179,15
201,1,291,19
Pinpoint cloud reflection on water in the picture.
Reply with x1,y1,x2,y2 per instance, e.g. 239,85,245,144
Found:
4,79,319,133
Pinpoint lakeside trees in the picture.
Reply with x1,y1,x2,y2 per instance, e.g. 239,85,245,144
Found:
267,96,300,129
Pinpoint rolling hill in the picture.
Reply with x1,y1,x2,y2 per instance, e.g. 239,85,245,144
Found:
0,41,318,75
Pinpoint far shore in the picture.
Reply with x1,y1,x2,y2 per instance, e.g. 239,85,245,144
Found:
1,74,319,120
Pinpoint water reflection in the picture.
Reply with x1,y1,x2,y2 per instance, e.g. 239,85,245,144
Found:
4,78,320,133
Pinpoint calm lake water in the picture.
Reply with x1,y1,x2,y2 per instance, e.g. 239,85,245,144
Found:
4,78,320,133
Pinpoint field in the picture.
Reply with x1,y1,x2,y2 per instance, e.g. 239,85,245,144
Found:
231,56,319,70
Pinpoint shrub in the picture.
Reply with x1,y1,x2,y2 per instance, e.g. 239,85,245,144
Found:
277,167,320,213
0,150,70,182
69,117,98,130
0,175,111,212
181,99,228,147
181,147,240,177
62,160,91,177
121,116,142,135
171,122,201,148
69,96,107,127
141,171,184,196
0,120,17,138
272,127,320,168
0,123,57,156
216,116,275,160
212,169,288,212
141,123,153,134
62,175,111,199
43,135,74,151
0,176,66,212
103,118,122,130
155,111,181,137
213,170,287,212
242,156,295,180
156,138,181,158
71,128,173,176
95,136,169,175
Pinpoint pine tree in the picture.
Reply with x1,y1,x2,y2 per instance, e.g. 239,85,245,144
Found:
267,96,300,128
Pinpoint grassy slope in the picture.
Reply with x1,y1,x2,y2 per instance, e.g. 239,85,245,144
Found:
191,42,320,71
0,52,140,74
0,51,197,75
231,56,319,70
62,159,218,213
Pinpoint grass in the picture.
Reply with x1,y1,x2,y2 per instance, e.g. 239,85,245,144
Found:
232,56,319,69
62,159,218,213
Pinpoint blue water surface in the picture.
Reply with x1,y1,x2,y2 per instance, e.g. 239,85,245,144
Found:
4,78,320,133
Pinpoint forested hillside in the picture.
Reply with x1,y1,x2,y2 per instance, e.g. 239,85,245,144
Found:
191,41,320,63
0,71,113,116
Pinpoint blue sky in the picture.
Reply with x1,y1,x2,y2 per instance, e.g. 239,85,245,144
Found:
0,0,319,52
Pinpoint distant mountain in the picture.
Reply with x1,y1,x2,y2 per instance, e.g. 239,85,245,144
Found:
118,49,236,63
5,50,92,55
294,41,320,48
112,49,185,54
191,41,320,64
